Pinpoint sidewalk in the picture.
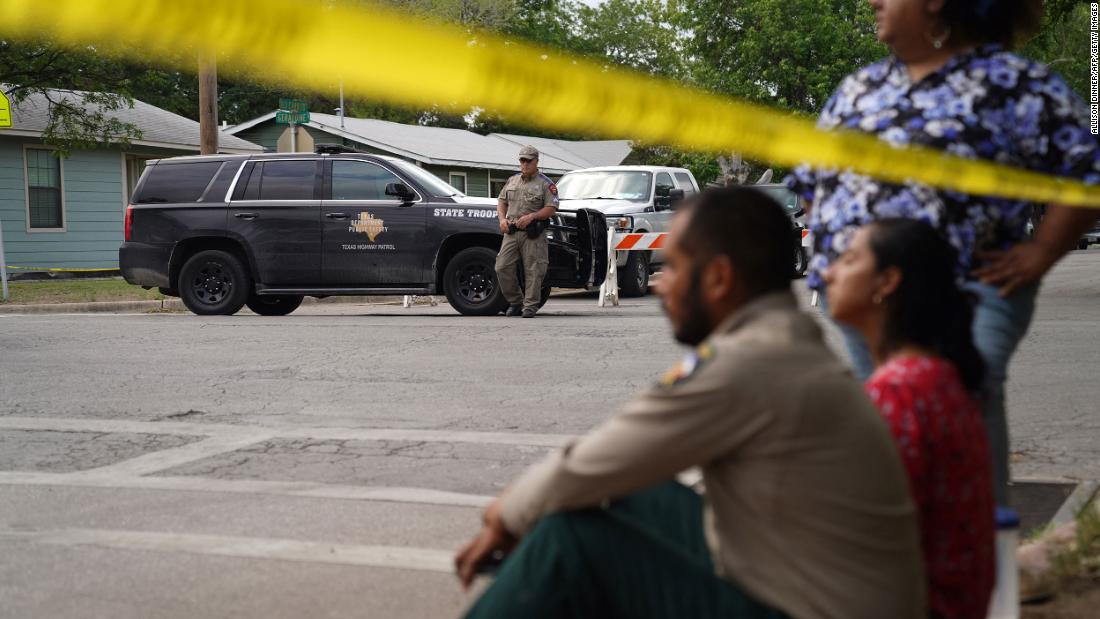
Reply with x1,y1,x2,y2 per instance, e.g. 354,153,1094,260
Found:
0,295,417,315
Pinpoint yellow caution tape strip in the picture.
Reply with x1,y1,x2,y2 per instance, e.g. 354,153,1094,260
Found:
3,0,1100,208
4,266,117,273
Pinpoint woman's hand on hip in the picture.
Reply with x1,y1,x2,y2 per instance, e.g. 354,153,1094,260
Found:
973,242,1059,297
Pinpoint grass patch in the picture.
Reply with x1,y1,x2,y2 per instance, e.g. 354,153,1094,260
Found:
0,277,164,305
1048,502,1100,585
1023,499,1100,618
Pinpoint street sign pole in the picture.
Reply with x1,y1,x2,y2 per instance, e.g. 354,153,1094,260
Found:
290,121,297,152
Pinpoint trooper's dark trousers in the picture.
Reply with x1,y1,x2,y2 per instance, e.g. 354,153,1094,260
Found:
463,482,789,619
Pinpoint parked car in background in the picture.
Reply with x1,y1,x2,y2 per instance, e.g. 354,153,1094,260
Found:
755,183,809,278
1083,219,1100,248
1027,205,1098,250
555,166,699,296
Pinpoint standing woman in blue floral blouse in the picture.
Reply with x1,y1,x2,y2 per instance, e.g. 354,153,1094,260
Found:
788,0,1100,504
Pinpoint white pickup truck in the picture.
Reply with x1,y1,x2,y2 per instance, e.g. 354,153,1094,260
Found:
555,166,699,296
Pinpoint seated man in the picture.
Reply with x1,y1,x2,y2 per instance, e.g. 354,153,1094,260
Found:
455,187,925,619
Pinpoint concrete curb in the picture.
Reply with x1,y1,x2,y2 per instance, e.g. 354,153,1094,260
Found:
0,295,416,315
1051,481,1100,527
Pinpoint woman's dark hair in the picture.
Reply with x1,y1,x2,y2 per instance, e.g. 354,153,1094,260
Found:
940,0,1043,49
867,219,985,392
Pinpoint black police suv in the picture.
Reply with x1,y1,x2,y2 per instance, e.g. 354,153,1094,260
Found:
120,146,607,316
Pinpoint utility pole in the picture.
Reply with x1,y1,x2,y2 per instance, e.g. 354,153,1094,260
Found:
339,80,345,129
198,50,218,155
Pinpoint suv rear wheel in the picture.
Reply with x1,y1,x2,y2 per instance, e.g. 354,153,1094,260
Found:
178,249,251,316
443,247,509,316
246,294,304,316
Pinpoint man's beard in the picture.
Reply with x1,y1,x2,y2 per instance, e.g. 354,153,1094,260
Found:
666,266,713,346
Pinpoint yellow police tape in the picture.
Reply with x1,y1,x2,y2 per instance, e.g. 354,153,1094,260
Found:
4,0,1100,209
3,266,117,273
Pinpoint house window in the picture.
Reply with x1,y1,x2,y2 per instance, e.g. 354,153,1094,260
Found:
490,177,509,199
448,172,467,195
26,148,64,230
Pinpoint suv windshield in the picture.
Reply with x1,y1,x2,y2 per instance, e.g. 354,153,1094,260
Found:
557,171,652,202
386,158,465,197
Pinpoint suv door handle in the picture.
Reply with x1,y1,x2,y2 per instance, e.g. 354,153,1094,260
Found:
326,212,348,219
234,212,258,220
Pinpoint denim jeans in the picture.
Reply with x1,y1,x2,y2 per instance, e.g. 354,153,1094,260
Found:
822,282,1039,505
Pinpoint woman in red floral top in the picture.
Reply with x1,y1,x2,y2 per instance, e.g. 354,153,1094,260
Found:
824,219,994,619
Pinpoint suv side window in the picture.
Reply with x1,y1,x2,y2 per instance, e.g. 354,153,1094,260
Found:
331,160,401,200
655,172,675,197
133,161,223,204
241,160,317,201
673,172,696,196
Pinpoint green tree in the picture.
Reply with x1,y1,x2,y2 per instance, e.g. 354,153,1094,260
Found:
0,39,143,155
1020,0,1091,100
680,0,884,115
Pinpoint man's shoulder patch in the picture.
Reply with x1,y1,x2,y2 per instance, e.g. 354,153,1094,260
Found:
658,343,715,388
538,173,558,195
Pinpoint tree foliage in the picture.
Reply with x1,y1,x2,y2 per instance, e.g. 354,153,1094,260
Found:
0,39,143,155
679,0,884,115
1019,0,1091,100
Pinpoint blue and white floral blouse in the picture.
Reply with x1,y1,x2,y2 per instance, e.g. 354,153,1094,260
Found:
788,45,1100,291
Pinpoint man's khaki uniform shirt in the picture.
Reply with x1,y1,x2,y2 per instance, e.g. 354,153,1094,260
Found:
499,172,559,219
500,292,925,619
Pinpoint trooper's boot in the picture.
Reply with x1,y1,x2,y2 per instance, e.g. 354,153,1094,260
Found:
506,305,523,317
522,308,536,318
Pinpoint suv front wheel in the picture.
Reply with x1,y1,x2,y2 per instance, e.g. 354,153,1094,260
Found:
178,249,251,316
443,247,509,316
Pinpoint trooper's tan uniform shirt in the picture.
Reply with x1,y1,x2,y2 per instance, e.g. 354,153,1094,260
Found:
499,292,926,619
495,171,559,310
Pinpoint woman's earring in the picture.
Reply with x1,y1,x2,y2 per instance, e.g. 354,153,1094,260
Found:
873,293,884,305
925,24,951,50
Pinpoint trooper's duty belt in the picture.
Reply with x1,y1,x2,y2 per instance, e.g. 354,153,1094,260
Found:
508,218,549,239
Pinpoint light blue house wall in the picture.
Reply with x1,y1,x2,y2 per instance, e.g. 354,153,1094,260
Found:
0,137,190,270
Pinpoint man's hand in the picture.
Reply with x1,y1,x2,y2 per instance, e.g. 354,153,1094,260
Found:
972,241,1059,297
499,218,510,235
515,214,533,230
454,498,516,589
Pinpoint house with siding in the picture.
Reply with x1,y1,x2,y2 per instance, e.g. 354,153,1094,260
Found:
226,112,632,199
0,88,261,271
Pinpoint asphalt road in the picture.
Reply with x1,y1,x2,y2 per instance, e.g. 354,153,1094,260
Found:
1,249,1097,618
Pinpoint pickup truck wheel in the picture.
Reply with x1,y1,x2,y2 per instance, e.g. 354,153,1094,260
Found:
246,294,303,316
444,247,508,316
618,251,649,297
178,250,250,316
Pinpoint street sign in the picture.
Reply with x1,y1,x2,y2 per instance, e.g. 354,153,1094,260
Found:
279,98,308,113
275,110,309,124
0,91,12,128
276,98,309,124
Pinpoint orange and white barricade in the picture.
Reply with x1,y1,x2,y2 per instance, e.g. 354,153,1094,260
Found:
598,230,668,307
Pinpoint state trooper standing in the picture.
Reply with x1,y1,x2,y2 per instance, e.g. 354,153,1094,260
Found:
495,145,559,318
